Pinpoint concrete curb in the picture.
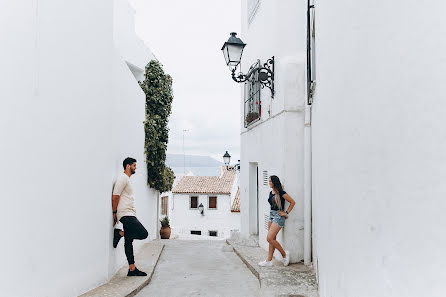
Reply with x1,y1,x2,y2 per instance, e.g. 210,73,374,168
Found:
80,241,165,297
226,239,261,287
226,239,319,297
125,243,164,297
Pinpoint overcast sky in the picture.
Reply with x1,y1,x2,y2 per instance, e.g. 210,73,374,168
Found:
128,0,242,163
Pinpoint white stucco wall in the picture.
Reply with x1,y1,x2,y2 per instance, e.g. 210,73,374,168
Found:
159,172,193,224
113,0,155,81
239,0,307,263
170,193,240,238
230,171,239,205
0,1,156,296
312,1,446,296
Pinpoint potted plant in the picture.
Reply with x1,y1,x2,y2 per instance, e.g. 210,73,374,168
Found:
245,111,260,125
159,216,171,239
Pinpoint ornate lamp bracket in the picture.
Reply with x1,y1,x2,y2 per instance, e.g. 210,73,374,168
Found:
231,70,248,83
231,56,275,98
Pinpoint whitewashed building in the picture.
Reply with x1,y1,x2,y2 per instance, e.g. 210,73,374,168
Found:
170,167,240,238
311,1,446,297
235,0,446,296
237,0,307,264
0,1,158,296
159,170,194,222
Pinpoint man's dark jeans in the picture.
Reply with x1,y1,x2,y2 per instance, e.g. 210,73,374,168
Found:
119,216,148,265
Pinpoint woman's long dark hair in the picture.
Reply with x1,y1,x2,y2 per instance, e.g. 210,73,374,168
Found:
270,175,284,210
270,175,284,192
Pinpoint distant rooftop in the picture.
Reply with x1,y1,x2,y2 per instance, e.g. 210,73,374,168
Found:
172,166,236,194
231,188,240,212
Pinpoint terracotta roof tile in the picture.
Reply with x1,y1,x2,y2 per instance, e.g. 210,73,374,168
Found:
172,167,236,194
231,188,240,212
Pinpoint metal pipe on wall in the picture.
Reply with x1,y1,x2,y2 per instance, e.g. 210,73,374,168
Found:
304,0,314,266
304,105,312,265
156,191,160,239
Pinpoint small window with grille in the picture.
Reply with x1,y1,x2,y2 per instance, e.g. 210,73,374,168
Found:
263,170,269,186
161,196,168,215
244,62,261,127
209,231,218,237
264,213,270,230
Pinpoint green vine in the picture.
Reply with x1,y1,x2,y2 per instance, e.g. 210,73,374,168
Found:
139,60,175,193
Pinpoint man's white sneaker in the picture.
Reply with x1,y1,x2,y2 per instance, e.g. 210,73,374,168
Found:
282,251,290,266
258,260,273,267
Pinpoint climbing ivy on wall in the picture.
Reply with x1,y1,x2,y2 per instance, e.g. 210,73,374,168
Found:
139,60,175,193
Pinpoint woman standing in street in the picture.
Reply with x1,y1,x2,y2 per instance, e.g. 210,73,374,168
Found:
259,175,296,267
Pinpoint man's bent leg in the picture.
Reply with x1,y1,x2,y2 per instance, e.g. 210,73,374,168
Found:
131,217,148,240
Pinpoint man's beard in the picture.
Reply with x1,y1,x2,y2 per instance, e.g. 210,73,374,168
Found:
131,169,136,175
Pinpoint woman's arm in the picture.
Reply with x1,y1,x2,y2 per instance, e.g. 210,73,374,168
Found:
279,193,296,218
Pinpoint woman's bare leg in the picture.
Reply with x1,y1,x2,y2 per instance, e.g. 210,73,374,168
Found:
266,223,285,261
267,222,275,260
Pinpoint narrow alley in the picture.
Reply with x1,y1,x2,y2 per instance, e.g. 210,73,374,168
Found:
135,240,260,297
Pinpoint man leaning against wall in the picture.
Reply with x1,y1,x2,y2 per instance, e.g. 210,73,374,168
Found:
112,157,149,276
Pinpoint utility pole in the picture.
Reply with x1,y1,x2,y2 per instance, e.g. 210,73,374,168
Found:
182,129,189,174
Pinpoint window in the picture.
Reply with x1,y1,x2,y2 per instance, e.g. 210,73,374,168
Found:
191,230,201,235
263,170,269,186
161,196,168,215
264,213,270,230
244,61,261,127
190,196,198,209
209,231,218,237
208,196,217,209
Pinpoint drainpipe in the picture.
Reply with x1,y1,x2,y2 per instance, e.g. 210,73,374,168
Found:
304,105,312,266
304,0,314,266
156,191,160,239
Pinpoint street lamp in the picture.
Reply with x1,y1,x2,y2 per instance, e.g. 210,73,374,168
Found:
223,151,231,169
221,32,275,97
221,32,246,71
198,203,204,215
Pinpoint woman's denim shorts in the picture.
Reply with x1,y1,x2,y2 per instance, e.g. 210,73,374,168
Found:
269,210,285,227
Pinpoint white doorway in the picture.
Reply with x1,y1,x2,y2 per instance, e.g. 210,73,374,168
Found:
248,162,259,235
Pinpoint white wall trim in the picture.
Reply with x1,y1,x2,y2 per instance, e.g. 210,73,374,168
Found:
241,108,305,135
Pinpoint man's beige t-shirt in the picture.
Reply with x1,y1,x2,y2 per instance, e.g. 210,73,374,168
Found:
113,173,136,220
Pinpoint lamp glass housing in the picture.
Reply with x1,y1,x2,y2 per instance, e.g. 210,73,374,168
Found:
222,44,244,68
223,151,231,166
221,32,246,70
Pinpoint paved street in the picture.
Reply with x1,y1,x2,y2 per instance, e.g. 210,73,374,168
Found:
135,240,260,297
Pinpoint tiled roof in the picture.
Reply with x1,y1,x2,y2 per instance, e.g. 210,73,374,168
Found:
231,188,240,212
172,167,236,194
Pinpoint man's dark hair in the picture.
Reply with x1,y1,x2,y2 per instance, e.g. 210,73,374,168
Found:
123,157,137,170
